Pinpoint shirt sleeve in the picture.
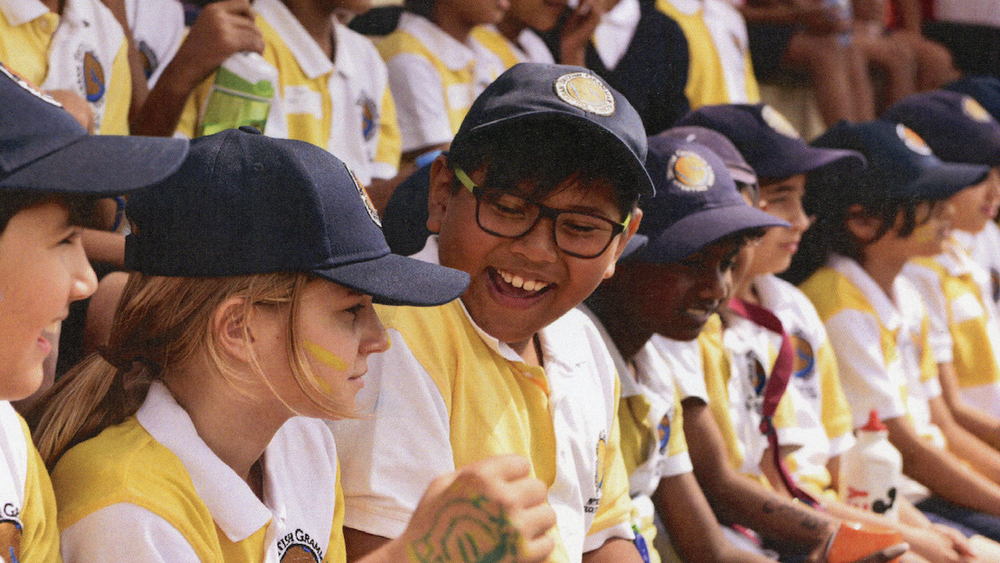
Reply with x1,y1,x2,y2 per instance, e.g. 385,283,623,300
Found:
903,263,954,364
584,377,637,552
327,327,455,539
384,52,454,153
372,86,402,179
21,424,61,563
61,503,199,563
824,309,908,428
816,340,855,455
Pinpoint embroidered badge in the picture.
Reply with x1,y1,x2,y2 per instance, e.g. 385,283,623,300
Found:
962,96,993,123
358,93,378,142
657,413,672,454
349,167,381,227
137,40,159,80
0,503,23,563
0,62,60,107
761,105,800,139
554,72,615,116
81,51,105,103
897,123,933,156
595,432,607,490
668,150,715,192
791,332,815,380
277,529,324,562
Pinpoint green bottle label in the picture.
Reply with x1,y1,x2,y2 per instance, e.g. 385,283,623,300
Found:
199,67,275,136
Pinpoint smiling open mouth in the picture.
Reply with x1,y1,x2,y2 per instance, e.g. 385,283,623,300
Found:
491,267,554,298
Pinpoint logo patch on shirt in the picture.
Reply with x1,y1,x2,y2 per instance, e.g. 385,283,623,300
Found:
791,331,815,380
962,96,993,123
668,150,715,192
897,124,933,156
137,40,159,80
0,62,60,107
761,105,800,139
657,414,672,454
81,51,105,103
554,72,615,116
277,529,324,562
0,504,23,563
595,432,607,489
358,92,378,141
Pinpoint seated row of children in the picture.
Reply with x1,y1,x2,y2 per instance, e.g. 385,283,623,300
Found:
8,52,1000,563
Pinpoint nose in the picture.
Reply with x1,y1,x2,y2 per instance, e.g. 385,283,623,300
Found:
360,305,391,356
69,242,98,302
508,218,559,264
787,204,812,234
696,263,732,303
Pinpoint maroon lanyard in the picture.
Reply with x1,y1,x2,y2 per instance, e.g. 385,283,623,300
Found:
728,297,819,507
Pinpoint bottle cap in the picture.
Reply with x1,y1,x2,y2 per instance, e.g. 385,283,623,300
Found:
862,410,887,432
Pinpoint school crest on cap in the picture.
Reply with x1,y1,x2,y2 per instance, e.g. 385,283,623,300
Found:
962,96,993,123
0,62,60,107
349,167,381,227
554,72,615,116
668,150,715,192
761,105,800,139
896,123,933,155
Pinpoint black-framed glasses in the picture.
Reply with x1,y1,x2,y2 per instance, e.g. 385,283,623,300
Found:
454,168,630,259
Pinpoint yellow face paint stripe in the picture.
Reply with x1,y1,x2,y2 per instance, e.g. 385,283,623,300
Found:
304,340,348,395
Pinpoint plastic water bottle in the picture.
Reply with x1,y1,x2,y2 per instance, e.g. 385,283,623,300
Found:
840,410,902,521
825,0,853,47
198,52,278,136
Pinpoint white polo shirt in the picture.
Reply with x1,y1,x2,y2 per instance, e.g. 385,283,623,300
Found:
54,382,344,562
124,0,183,87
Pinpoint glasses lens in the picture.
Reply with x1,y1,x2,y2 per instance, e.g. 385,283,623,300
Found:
555,213,616,258
477,188,539,237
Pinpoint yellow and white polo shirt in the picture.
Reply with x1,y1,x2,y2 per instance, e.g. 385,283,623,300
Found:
54,382,345,562
176,0,402,185
377,12,505,153
800,255,944,445
754,274,855,497
329,239,634,561
0,402,61,563
0,0,130,135
581,305,691,563
654,0,759,107
904,240,1000,418
955,222,1000,311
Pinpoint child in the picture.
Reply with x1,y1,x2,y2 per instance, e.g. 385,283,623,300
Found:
330,62,651,562
0,61,189,561
584,130,788,563
379,0,508,165
174,0,403,201
33,127,557,561
799,119,1000,541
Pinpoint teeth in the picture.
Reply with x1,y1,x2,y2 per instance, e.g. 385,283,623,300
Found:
496,269,549,292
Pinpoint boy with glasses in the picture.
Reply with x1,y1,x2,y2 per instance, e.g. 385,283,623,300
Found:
330,62,649,562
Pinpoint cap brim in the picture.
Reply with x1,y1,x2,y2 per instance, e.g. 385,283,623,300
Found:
757,142,865,179
630,204,789,264
909,161,990,201
0,134,189,195
315,253,470,307
460,111,655,198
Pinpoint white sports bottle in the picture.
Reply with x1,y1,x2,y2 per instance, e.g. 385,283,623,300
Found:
839,410,902,522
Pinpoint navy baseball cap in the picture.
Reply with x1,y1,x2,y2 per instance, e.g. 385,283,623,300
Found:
947,76,1000,123
124,128,470,307
883,90,1000,166
662,125,757,186
451,62,654,198
675,103,865,179
0,62,188,194
625,134,789,265
811,120,989,204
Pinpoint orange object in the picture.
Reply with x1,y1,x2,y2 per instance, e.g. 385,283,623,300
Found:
826,521,905,563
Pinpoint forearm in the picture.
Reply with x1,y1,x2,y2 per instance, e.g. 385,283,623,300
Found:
130,62,204,137
582,538,642,563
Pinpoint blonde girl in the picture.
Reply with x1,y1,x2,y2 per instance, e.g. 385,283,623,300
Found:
33,128,557,562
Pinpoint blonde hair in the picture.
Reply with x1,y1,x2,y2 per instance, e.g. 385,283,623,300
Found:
32,271,354,469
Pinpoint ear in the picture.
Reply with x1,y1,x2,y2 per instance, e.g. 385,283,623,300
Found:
844,204,880,243
604,206,643,280
212,297,255,364
427,155,455,234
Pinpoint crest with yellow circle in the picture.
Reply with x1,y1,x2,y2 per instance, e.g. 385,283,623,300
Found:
896,123,932,156
349,167,381,227
962,96,993,123
761,105,800,139
667,150,715,192
595,432,607,489
554,72,615,116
